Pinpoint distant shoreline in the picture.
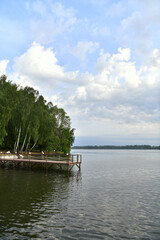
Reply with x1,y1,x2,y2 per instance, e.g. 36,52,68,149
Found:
72,145,160,150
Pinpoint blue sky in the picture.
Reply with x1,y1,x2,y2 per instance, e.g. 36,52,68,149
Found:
0,0,160,146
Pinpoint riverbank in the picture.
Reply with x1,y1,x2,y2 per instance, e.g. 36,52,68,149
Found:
72,144,160,150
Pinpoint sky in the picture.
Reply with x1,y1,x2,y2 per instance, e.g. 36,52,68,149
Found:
0,0,160,146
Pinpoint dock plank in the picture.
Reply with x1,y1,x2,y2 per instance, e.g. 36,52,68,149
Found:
0,154,82,171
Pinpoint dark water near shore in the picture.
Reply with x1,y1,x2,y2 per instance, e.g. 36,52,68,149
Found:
0,150,160,239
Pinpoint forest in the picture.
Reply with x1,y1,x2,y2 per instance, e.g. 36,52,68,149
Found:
72,145,160,150
0,75,75,154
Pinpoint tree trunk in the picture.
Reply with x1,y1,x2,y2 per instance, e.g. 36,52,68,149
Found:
20,126,29,152
29,135,39,152
15,125,21,152
25,136,31,152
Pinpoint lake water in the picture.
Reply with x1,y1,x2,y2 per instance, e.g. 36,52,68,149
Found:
0,149,160,239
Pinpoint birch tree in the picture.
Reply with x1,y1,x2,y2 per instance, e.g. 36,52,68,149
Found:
0,75,75,153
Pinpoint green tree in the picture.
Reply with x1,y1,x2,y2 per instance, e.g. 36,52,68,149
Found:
0,75,18,146
0,75,75,153
51,107,75,153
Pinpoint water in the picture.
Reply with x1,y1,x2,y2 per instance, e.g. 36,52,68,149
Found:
0,150,160,239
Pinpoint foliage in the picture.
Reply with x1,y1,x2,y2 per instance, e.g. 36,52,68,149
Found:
72,145,160,150
0,75,75,153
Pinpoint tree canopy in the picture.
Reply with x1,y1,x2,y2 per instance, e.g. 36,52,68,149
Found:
0,75,75,154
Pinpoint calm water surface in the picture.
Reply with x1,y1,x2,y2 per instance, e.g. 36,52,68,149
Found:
0,150,160,239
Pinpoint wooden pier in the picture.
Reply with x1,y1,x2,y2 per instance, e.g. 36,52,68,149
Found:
0,152,82,172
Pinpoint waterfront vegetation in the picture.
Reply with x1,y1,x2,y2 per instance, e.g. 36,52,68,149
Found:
0,75,75,154
72,145,160,150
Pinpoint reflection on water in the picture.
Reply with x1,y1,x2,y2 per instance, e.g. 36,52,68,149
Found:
0,168,82,239
0,150,160,239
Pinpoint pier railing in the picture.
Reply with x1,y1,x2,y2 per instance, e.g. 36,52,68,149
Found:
0,152,82,172
18,152,82,164
0,152,82,164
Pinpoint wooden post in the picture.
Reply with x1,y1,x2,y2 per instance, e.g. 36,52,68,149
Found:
28,153,31,169
45,154,48,172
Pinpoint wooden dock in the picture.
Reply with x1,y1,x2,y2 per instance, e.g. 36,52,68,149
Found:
0,152,82,172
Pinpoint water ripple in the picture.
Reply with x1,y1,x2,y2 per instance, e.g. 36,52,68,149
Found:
0,150,160,239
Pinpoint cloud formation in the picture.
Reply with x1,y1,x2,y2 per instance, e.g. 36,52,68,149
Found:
0,60,9,76
0,0,160,144
27,1,77,44
0,44,158,132
11,42,77,90
51,48,159,129
71,41,99,61
119,0,160,57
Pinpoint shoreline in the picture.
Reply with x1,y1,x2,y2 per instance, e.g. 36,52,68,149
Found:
72,145,160,150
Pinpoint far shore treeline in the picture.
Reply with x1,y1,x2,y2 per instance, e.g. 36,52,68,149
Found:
0,75,75,154
72,145,160,150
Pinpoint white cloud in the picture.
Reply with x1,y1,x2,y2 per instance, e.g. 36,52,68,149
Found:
14,42,64,80
27,1,77,44
119,1,160,57
54,48,160,127
4,45,159,140
12,42,77,91
95,48,139,87
95,48,130,71
70,41,99,61
77,86,87,100
120,11,151,56
1,0,160,145
0,60,9,76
